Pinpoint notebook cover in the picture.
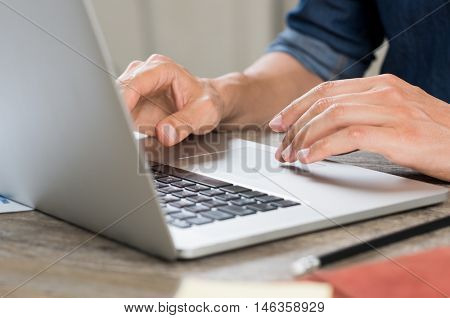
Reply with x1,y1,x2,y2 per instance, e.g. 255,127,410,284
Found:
301,247,450,297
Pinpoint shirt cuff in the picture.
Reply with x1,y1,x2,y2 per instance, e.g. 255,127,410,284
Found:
267,28,367,81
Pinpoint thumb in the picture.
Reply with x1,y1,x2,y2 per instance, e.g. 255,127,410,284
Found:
155,101,220,146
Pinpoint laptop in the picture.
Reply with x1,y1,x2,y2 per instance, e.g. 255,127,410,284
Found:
0,0,447,260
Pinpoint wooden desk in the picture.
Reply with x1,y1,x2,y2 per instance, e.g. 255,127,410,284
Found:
1,133,449,297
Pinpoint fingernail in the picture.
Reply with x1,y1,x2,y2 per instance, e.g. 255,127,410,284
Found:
269,115,284,132
161,124,177,144
281,145,293,161
297,148,310,163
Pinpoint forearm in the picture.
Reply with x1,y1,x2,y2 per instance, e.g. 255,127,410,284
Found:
211,52,323,128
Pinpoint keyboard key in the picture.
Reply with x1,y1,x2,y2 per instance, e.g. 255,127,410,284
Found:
155,182,169,189
169,200,195,209
247,203,277,212
162,206,181,214
218,205,256,216
186,216,214,225
200,189,224,197
185,184,210,192
182,174,232,188
230,198,255,206
270,200,300,208
158,186,183,194
156,191,166,197
154,165,232,188
171,211,197,220
185,205,210,213
201,211,235,221
169,219,191,229
186,195,212,203
172,190,197,198
201,199,228,208
165,215,173,222
215,193,240,201
257,195,283,203
240,191,266,198
171,180,195,188
158,176,181,184
153,173,168,180
221,185,251,194
160,196,180,204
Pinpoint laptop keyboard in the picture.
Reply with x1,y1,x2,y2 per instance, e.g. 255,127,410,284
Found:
150,164,300,229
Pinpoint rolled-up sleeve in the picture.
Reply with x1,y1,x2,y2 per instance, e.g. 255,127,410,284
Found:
267,0,384,80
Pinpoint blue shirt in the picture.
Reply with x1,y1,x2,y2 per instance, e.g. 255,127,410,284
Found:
268,0,450,103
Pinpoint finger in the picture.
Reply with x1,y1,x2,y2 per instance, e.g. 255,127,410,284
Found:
146,54,173,64
118,55,172,84
297,125,396,164
117,61,144,109
269,76,392,132
133,103,169,136
274,89,398,161
118,60,144,82
119,62,180,112
281,104,398,162
155,100,220,146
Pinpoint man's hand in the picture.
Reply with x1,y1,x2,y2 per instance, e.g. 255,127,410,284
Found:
117,52,323,147
269,74,450,181
117,54,225,146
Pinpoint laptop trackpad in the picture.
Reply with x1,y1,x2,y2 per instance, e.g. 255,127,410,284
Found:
166,139,441,217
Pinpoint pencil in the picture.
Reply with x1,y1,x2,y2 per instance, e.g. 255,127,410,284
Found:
291,215,450,276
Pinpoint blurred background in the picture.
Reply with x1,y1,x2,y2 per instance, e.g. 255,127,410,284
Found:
91,0,385,78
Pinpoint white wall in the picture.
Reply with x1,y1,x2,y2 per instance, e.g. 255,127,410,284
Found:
92,0,293,76
91,0,149,75
92,0,384,78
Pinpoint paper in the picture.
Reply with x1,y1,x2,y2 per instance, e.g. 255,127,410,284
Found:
175,278,333,298
0,196,33,214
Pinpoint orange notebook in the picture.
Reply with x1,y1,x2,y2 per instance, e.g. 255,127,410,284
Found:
301,247,450,297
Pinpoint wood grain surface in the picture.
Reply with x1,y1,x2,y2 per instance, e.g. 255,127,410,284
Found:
0,133,448,297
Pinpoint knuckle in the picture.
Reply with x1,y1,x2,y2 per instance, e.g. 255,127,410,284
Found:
315,81,335,96
380,73,399,84
200,95,214,107
327,103,347,120
147,54,169,62
198,96,220,118
314,97,334,113
381,86,403,101
119,61,143,81
280,100,301,117
128,60,142,69
148,61,175,75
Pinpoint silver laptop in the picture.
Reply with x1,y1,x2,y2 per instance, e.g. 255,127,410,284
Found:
0,0,447,260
